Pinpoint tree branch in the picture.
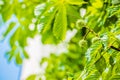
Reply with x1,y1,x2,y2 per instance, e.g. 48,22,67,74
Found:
110,46,120,51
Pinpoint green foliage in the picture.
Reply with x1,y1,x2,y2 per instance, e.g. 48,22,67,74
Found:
39,0,120,80
1,0,120,80
3,22,16,37
53,4,67,40
0,0,40,64
34,0,84,41
26,74,36,80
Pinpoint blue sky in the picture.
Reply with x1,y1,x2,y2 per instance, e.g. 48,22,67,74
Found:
0,15,21,80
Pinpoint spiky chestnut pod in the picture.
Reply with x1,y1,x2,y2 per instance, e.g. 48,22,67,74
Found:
79,39,87,47
112,0,120,5
76,19,86,30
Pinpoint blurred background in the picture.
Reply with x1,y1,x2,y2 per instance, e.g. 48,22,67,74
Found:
0,15,73,80
1,0,119,80
0,0,44,79
0,0,83,80
0,15,21,80
0,12,74,80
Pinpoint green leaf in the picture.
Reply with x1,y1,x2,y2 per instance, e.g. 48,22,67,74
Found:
107,5,120,17
23,50,29,59
66,5,81,29
95,56,106,73
3,22,16,37
6,46,16,62
67,0,87,5
112,59,120,74
85,42,103,68
102,66,112,80
7,52,14,62
109,75,120,80
109,56,114,66
85,70,100,80
15,53,22,64
37,3,59,33
34,3,48,16
1,4,13,21
26,74,36,80
68,77,74,80
53,4,67,40
41,30,59,44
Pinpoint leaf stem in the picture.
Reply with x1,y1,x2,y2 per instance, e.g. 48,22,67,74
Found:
110,46,120,51
83,30,90,40
85,26,99,37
